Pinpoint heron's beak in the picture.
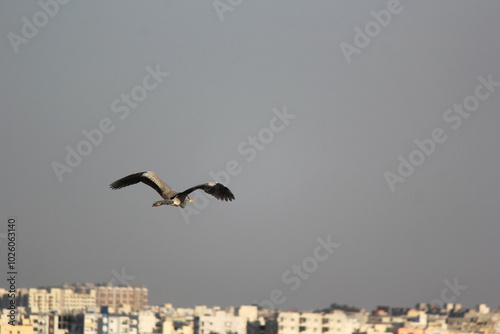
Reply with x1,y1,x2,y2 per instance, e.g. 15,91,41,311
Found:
189,199,195,203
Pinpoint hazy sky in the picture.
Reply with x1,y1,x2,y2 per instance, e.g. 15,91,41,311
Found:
1,1,499,312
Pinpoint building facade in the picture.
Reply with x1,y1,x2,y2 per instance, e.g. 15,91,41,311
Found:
277,311,353,334
96,285,148,312
195,310,247,334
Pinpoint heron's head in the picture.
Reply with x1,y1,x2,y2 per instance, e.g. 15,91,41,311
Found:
187,196,195,204
152,201,163,207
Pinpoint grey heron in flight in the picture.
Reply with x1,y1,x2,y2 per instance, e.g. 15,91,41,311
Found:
110,171,235,208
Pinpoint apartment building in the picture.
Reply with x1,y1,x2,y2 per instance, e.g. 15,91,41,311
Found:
277,311,353,334
138,310,157,334
195,310,247,334
277,312,300,334
0,314,34,334
100,313,135,334
299,312,322,334
239,306,258,323
0,286,96,313
82,311,99,334
323,311,353,334
23,288,62,313
95,284,148,312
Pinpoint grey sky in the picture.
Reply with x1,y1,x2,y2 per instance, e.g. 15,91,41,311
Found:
1,1,499,312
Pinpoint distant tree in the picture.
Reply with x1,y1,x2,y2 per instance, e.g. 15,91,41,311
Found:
252,303,263,310
315,303,360,313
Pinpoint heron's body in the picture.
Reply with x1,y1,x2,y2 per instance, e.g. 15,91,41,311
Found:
109,171,235,208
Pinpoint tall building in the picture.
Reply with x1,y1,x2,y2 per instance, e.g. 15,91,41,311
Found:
277,311,353,334
2,283,148,314
323,310,353,334
1,286,96,313
277,312,300,334
138,310,157,334
195,310,247,334
238,306,258,323
98,312,135,334
82,310,99,334
0,314,34,334
239,306,260,334
297,312,322,334
95,284,148,312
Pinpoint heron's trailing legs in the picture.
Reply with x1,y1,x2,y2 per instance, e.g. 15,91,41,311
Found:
152,200,173,207
152,197,195,207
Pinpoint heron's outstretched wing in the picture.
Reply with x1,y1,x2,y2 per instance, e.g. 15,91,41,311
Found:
109,171,174,199
177,182,235,202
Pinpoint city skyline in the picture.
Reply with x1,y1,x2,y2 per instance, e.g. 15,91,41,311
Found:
1,287,498,334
